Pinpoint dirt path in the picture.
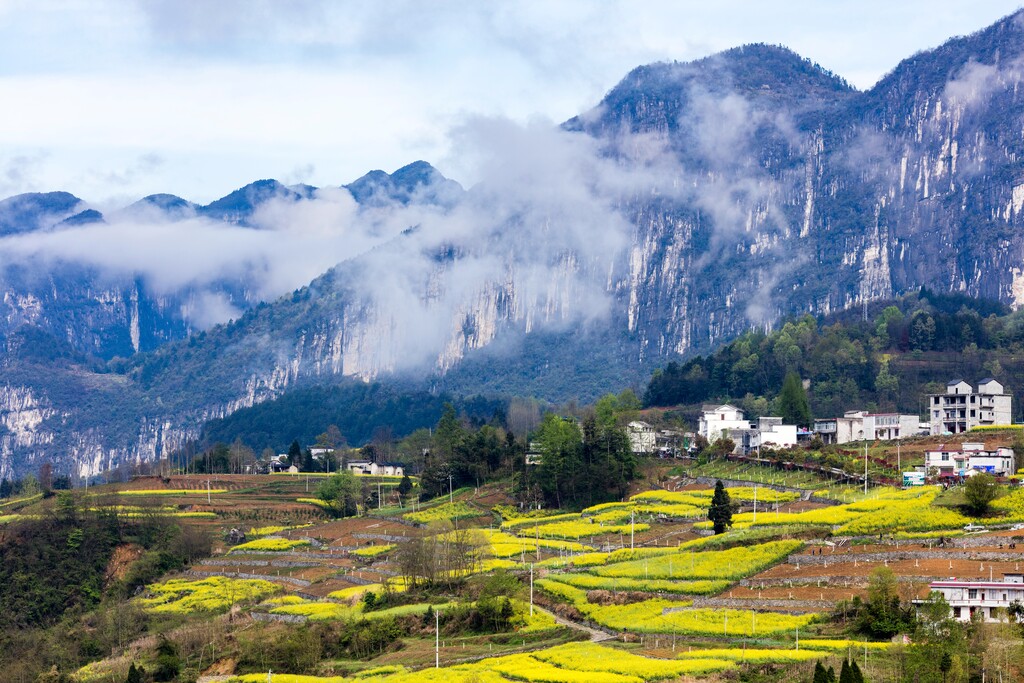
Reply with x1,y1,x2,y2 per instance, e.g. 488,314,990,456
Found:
545,608,614,642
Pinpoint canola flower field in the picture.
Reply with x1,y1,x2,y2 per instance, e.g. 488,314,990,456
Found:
225,640,876,682
137,576,280,613
103,477,1020,683
229,538,312,553
405,501,479,524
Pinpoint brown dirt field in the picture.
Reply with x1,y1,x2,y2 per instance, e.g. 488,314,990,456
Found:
307,517,414,545
105,544,144,585
756,557,1024,582
722,585,867,602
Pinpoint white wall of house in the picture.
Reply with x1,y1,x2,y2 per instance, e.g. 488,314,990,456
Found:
698,405,751,443
627,421,657,454
929,379,1013,435
929,575,1024,622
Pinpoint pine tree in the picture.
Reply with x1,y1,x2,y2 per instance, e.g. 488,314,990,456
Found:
397,474,413,497
838,659,854,683
812,661,829,683
849,659,864,683
287,439,302,466
126,663,144,683
707,479,733,534
777,371,811,426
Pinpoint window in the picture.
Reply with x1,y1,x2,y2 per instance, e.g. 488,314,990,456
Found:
969,589,978,599
971,410,976,417
954,607,962,618
942,454,949,461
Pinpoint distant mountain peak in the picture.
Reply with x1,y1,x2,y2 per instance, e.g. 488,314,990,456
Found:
59,209,105,227
568,42,855,137
345,161,463,208
0,191,83,236
199,179,312,225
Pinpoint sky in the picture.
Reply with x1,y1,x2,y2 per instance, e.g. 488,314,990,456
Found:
1,0,1022,205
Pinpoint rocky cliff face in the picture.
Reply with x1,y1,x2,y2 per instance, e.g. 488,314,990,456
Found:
5,14,1024,478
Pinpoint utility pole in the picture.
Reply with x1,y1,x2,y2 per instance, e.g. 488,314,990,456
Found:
435,609,440,668
449,474,453,504
753,484,758,525
530,563,534,616
864,442,868,495
630,509,635,550
207,479,211,505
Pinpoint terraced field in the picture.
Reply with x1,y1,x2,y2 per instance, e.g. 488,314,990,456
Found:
59,466,1024,682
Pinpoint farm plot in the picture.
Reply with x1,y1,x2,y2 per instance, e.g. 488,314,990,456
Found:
591,540,801,581
137,576,280,613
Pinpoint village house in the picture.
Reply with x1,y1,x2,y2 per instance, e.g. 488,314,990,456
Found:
698,404,751,443
813,410,921,444
346,461,404,477
924,442,1016,478
627,421,657,454
698,405,797,454
927,573,1024,622
928,379,1012,435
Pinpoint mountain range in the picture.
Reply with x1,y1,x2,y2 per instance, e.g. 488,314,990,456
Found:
4,11,1024,479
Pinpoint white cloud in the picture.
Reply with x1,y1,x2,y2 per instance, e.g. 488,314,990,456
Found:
0,1,1021,202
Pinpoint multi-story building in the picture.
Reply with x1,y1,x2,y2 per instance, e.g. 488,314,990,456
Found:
924,442,1016,477
813,410,921,444
627,421,657,454
927,574,1024,622
698,405,751,443
749,417,798,451
928,379,1013,435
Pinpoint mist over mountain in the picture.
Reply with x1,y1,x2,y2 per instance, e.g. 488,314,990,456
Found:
5,12,1024,479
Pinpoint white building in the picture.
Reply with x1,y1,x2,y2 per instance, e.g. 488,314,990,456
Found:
750,417,798,450
924,442,1016,478
698,405,751,443
928,379,1013,435
627,421,657,454
346,461,404,477
813,411,920,444
928,574,1024,622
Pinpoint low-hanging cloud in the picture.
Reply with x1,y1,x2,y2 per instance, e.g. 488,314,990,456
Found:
0,87,802,372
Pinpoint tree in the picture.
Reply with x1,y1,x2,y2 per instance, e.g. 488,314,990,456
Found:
811,660,836,683
397,474,413,498
317,424,344,449
126,663,144,683
317,472,363,518
838,660,854,683
287,439,302,466
859,566,910,638
38,462,53,496
964,472,999,515
874,358,899,408
939,651,953,683
707,480,733,534
535,414,583,508
153,637,180,681
777,371,811,426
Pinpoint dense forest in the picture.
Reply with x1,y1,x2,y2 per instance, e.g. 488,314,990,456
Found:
200,382,505,454
644,289,1024,422
0,496,211,680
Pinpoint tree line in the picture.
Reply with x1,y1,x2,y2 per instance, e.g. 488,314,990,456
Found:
644,288,1024,422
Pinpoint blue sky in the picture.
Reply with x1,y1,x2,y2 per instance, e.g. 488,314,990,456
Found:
1,0,1022,204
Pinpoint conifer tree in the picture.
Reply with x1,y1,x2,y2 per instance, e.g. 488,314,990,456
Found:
707,479,733,534
777,371,811,426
